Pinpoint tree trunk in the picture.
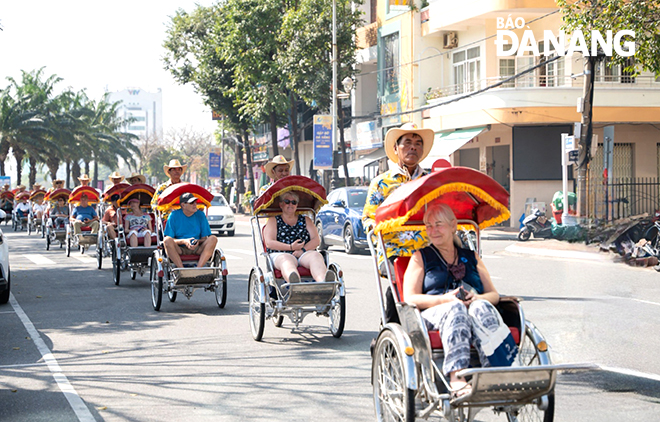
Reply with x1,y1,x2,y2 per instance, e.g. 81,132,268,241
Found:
46,158,59,183
577,56,596,218
290,92,301,175
270,111,279,157
234,135,245,195
84,161,90,177
0,141,9,177
71,162,81,187
243,128,256,195
338,102,351,187
93,159,99,188
66,161,71,189
28,156,37,188
13,147,25,187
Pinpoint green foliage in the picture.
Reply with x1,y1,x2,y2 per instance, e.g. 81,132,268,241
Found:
557,0,660,74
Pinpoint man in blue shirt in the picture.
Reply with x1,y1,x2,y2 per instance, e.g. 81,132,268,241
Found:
163,192,217,268
70,193,99,235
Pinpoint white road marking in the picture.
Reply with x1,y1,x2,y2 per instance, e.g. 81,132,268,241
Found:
224,248,254,255
72,255,96,264
628,298,660,307
482,254,501,259
22,254,56,265
223,254,242,260
505,244,606,261
9,294,96,422
600,366,660,382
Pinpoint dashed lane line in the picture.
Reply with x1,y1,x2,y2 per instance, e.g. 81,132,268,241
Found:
224,248,255,255
9,294,96,422
22,254,56,265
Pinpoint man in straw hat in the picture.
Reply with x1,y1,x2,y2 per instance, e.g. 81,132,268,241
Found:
151,159,188,216
127,172,147,185
78,174,91,187
259,155,294,196
48,179,65,194
362,122,434,267
108,171,125,186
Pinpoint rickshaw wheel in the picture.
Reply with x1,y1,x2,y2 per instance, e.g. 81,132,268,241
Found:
46,235,50,251
66,237,71,257
248,270,265,341
329,292,346,338
372,330,416,422
96,232,104,269
28,222,32,235
273,315,284,327
511,327,555,422
131,270,137,280
113,248,121,286
213,253,227,308
168,290,177,302
150,258,163,311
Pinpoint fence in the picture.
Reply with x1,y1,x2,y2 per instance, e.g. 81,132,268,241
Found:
587,177,660,220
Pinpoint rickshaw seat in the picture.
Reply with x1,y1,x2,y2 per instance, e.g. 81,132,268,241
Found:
273,266,313,279
392,256,521,350
180,254,201,262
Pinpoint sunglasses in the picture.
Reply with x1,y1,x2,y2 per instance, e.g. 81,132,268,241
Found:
282,199,298,205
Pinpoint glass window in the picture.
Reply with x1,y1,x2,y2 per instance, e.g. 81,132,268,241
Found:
499,59,515,87
382,32,400,97
452,47,480,94
348,190,368,208
211,195,228,207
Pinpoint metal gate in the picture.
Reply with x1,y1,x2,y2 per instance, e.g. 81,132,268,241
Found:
586,143,634,219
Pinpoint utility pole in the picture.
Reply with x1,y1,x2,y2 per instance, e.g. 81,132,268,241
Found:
577,55,596,218
332,0,338,187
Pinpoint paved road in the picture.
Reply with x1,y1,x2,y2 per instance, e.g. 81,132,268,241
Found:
1,221,659,421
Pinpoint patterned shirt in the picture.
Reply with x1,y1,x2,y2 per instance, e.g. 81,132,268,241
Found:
362,164,429,260
151,180,177,219
266,215,311,254
258,181,272,196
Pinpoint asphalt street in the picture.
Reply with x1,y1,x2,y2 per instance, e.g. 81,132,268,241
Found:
1,220,660,421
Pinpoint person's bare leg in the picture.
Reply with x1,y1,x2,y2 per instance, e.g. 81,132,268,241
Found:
274,254,300,282
299,251,328,282
196,236,217,267
107,225,117,239
144,232,152,247
449,371,471,397
163,237,184,268
129,233,138,247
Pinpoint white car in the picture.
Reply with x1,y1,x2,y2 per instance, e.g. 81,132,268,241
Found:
207,194,236,236
0,209,10,304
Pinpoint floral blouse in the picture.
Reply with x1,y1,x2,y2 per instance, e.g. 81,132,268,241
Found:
362,165,429,261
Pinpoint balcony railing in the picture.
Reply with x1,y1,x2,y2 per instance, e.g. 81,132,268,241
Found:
356,22,378,50
425,75,660,103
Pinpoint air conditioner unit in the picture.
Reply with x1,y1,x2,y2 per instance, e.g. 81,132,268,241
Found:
444,32,458,49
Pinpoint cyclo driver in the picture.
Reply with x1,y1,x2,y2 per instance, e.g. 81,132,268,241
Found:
163,192,218,268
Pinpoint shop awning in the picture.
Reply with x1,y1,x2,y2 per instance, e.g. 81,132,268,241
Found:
419,126,489,168
338,149,386,178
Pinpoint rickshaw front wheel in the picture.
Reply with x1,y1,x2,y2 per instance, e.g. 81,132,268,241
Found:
248,270,265,341
329,294,345,338
372,329,415,422
150,258,163,311
168,290,177,302
213,252,227,308
511,326,555,422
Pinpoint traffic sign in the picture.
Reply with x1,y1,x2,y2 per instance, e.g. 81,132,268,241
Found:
564,135,577,152
568,150,578,163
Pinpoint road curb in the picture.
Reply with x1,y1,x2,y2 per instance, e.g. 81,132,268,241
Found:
504,244,610,261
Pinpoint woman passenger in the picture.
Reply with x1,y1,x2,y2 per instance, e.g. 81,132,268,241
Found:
124,198,153,247
263,191,334,283
403,203,513,395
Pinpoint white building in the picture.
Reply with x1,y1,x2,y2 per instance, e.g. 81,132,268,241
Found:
107,88,163,139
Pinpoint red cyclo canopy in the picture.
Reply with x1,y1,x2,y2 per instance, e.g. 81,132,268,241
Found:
29,189,47,200
103,183,130,202
375,166,510,232
156,182,214,212
47,188,71,202
253,175,327,216
69,186,100,204
118,184,156,206
1,191,15,200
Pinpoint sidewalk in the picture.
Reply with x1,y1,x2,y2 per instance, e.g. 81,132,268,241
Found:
482,226,609,262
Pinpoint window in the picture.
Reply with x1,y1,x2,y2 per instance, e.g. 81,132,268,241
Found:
453,47,480,94
596,57,636,83
538,41,565,87
387,0,409,14
499,59,515,87
348,190,368,208
382,32,400,97
211,196,228,207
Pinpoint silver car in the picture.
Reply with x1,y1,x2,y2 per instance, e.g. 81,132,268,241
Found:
207,194,236,236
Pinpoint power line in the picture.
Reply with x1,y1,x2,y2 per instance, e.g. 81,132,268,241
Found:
351,53,564,122
355,9,560,78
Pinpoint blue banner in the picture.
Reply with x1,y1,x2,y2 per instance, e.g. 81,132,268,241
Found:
313,115,333,170
209,150,221,178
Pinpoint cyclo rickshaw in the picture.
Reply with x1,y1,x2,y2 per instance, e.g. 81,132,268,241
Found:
27,188,46,236
248,176,346,341
112,183,157,285
369,166,594,422
66,186,100,256
44,188,71,250
150,183,229,311
96,182,130,270
0,191,14,225
12,191,30,231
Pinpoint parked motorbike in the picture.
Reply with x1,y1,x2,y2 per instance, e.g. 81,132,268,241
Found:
518,208,553,241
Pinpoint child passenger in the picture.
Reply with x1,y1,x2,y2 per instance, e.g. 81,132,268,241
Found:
124,198,153,247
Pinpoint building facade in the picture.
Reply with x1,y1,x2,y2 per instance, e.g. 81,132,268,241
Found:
107,88,163,140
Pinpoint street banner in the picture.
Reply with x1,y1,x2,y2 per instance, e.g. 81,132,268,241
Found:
0,176,10,187
209,147,222,178
313,115,333,169
353,120,381,151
